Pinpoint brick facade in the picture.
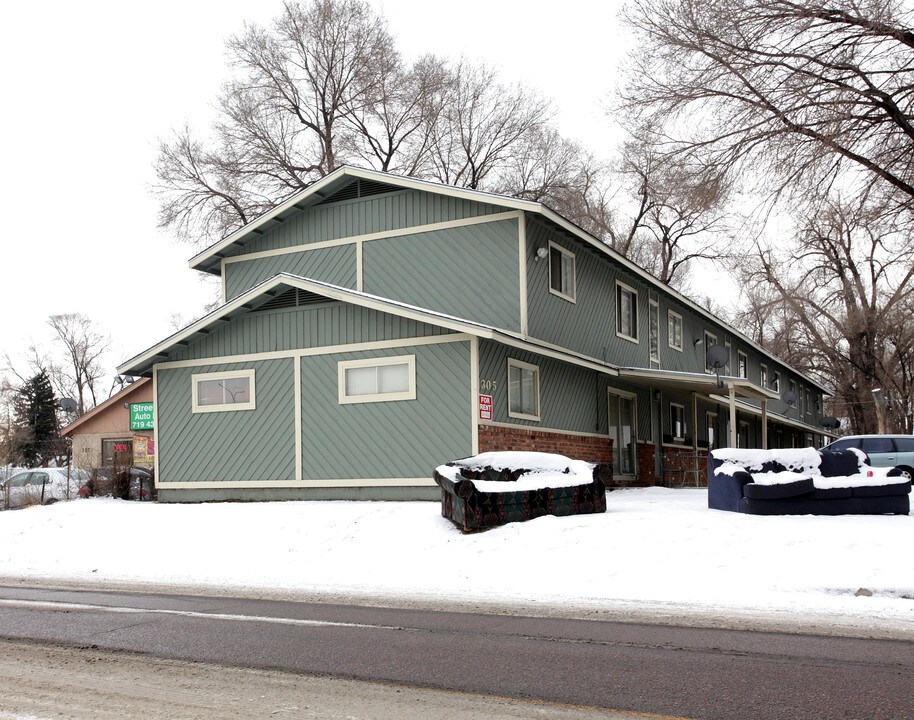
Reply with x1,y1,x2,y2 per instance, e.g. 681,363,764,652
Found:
636,442,658,486
478,424,612,465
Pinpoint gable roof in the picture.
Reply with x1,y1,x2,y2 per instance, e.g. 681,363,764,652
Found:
185,166,828,394
117,274,622,379
59,377,151,437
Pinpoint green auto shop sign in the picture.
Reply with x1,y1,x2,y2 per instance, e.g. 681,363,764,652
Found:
129,402,154,431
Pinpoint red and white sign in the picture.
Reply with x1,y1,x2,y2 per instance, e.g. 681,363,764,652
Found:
478,394,493,421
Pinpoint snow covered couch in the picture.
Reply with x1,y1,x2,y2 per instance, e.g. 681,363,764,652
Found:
708,447,911,516
434,451,609,531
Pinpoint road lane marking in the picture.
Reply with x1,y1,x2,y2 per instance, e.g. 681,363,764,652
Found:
0,598,404,631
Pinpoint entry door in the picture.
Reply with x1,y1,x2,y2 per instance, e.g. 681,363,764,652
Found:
608,391,636,477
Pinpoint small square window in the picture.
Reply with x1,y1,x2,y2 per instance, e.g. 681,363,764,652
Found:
548,243,575,302
508,359,540,421
192,369,256,413
616,282,638,342
668,311,683,351
338,356,416,404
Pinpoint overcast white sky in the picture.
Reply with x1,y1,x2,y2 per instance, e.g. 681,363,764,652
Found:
1,0,628,395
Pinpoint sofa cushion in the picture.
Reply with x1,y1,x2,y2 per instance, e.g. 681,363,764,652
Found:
808,487,852,500
743,477,815,500
852,480,912,498
818,450,863,478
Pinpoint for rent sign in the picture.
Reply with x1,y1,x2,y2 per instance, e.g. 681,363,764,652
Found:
130,402,154,430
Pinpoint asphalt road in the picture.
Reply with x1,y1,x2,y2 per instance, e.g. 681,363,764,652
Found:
0,585,911,720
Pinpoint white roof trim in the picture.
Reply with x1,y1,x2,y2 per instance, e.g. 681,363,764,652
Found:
185,166,826,394
117,274,620,379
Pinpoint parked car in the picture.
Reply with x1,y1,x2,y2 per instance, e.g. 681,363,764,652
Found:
1,468,89,510
89,466,155,500
822,435,914,478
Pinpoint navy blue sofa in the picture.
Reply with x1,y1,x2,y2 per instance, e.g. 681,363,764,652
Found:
708,447,910,516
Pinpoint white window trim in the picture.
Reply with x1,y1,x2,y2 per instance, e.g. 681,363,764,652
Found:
192,369,256,413
547,241,576,303
507,358,541,421
772,371,781,392
616,280,639,343
760,363,768,388
737,350,748,379
670,402,687,442
338,355,416,405
649,299,660,362
704,331,718,373
667,309,683,351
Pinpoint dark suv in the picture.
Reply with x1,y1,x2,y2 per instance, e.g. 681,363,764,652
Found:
822,435,914,479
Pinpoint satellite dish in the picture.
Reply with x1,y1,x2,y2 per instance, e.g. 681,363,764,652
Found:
706,345,728,389
818,416,841,430
707,345,728,370
59,398,78,413
783,390,797,408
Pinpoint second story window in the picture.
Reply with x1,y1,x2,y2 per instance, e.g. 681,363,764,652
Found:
549,243,576,302
616,281,638,342
760,364,768,387
772,371,780,392
649,300,660,362
737,350,748,379
668,310,683,351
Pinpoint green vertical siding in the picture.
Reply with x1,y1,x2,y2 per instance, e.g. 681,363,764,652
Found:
299,342,472,478
158,359,295,483
231,190,506,257
478,339,607,435
526,217,651,366
168,303,454,362
224,245,356,300
363,218,521,331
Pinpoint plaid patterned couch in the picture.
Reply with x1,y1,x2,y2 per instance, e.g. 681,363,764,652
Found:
434,459,610,531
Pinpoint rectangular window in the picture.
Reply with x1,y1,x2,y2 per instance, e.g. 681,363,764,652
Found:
772,371,780,392
670,403,686,441
704,331,718,372
737,350,748,379
548,243,576,302
508,359,540,421
668,310,683,351
706,412,717,449
649,300,660,362
338,355,416,404
760,364,768,388
616,281,638,342
192,369,256,413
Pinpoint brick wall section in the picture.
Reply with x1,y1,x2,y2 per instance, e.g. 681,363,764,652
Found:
478,425,612,465
636,442,658,486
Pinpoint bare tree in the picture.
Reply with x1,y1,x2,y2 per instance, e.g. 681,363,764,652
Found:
607,138,733,287
734,192,914,433
47,314,108,416
620,0,914,212
424,62,551,190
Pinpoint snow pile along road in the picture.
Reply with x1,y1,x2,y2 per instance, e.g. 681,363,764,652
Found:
0,490,911,632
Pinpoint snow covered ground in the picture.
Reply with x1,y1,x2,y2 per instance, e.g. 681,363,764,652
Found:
0,489,912,636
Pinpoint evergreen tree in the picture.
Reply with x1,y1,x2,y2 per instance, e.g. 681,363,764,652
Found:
12,372,58,466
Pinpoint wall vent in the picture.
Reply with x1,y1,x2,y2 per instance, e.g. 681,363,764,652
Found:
255,287,328,312
316,178,399,205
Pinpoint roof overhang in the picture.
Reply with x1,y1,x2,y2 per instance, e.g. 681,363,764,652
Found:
618,367,780,402
117,274,621,379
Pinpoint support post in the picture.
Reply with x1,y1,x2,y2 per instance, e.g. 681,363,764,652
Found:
729,384,737,448
761,399,768,449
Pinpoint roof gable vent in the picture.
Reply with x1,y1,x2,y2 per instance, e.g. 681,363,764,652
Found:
255,287,328,312
317,177,400,205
